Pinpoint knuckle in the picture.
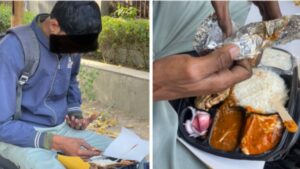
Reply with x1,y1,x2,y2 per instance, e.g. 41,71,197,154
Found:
240,67,252,81
221,80,232,90
245,68,253,78
213,77,231,91
77,150,83,156
215,52,231,70
77,138,84,143
183,59,197,80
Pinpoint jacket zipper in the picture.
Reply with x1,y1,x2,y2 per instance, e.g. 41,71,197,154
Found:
43,55,61,124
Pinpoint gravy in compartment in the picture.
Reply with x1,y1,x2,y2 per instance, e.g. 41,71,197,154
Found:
241,114,283,155
209,98,243,152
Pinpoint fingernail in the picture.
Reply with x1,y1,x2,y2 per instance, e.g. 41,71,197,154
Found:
229,45,240,59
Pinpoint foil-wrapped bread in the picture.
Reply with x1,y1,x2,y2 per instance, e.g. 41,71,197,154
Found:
194,89,230,111
194,15,300,60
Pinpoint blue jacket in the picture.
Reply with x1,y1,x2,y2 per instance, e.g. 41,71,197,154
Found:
0,15,82,148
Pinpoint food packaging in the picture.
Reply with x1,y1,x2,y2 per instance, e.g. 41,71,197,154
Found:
171,49,300,160
193,15,300,60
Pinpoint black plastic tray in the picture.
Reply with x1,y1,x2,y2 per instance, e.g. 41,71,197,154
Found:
173,67,300,161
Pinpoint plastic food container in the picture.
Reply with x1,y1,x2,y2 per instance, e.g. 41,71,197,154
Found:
171,51,300,161
258,47,296,75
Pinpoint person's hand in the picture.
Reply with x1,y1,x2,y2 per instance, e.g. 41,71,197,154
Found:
153,44,252,101
65,114,98,130
252,1,282,21
52,135,101,160
211,1,232,37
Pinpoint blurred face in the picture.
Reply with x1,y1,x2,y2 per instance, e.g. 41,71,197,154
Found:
48,17,99,54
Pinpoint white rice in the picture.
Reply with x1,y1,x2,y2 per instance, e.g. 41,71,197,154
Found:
233,68,288,113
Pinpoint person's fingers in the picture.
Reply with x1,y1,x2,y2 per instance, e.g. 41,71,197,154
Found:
80,156,90,162
202,59,252,92
75,122,82,130
80,140,93,151
252,1,282,20
65,115,71,125
193,44,240,78
81,119,89,129
91,147,102,154
74,119,85,130
70,116,76,128
88,114,98,123
78,149,100,157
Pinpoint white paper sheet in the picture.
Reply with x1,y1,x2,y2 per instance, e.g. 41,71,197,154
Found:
178,137,265,169
103,128,149,162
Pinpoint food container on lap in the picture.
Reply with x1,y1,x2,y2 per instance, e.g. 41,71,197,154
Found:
172,54,300,161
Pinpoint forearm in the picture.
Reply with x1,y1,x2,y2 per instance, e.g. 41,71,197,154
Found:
67,55,82,115
0,120,53,149
211,1,229,21
51,134,66,151
153,54,190,101
252,1,282,20
211,1,232,37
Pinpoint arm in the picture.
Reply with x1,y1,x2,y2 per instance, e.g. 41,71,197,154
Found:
67,55,83,118
252,1,282,20
211,1,232,37
153,44,252,101
65,55,97,130
211,0,282,38
0,36,99,159
0,46,51,149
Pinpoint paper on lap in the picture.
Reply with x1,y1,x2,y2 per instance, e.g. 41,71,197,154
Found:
103,128,149,162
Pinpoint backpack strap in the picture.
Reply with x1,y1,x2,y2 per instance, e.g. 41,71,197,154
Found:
7,25,40,120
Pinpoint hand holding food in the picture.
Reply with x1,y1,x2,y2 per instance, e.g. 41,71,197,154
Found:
153,44,252,101
52,135,101,160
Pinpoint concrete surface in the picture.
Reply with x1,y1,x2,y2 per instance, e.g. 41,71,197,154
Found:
81,59,149,121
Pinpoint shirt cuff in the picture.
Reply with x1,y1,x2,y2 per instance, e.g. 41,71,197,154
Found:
68,107,83,119
35,132,54,149
67,106,82,113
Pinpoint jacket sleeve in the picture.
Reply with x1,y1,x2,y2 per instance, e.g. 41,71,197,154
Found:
67,55,83,118
0,36,49,148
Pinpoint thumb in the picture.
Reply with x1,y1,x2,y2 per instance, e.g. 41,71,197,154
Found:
88,113,98,123
194,44,240,78
80,140,93,150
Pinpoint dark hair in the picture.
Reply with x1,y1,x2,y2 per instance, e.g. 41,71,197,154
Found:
50,1,101,35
